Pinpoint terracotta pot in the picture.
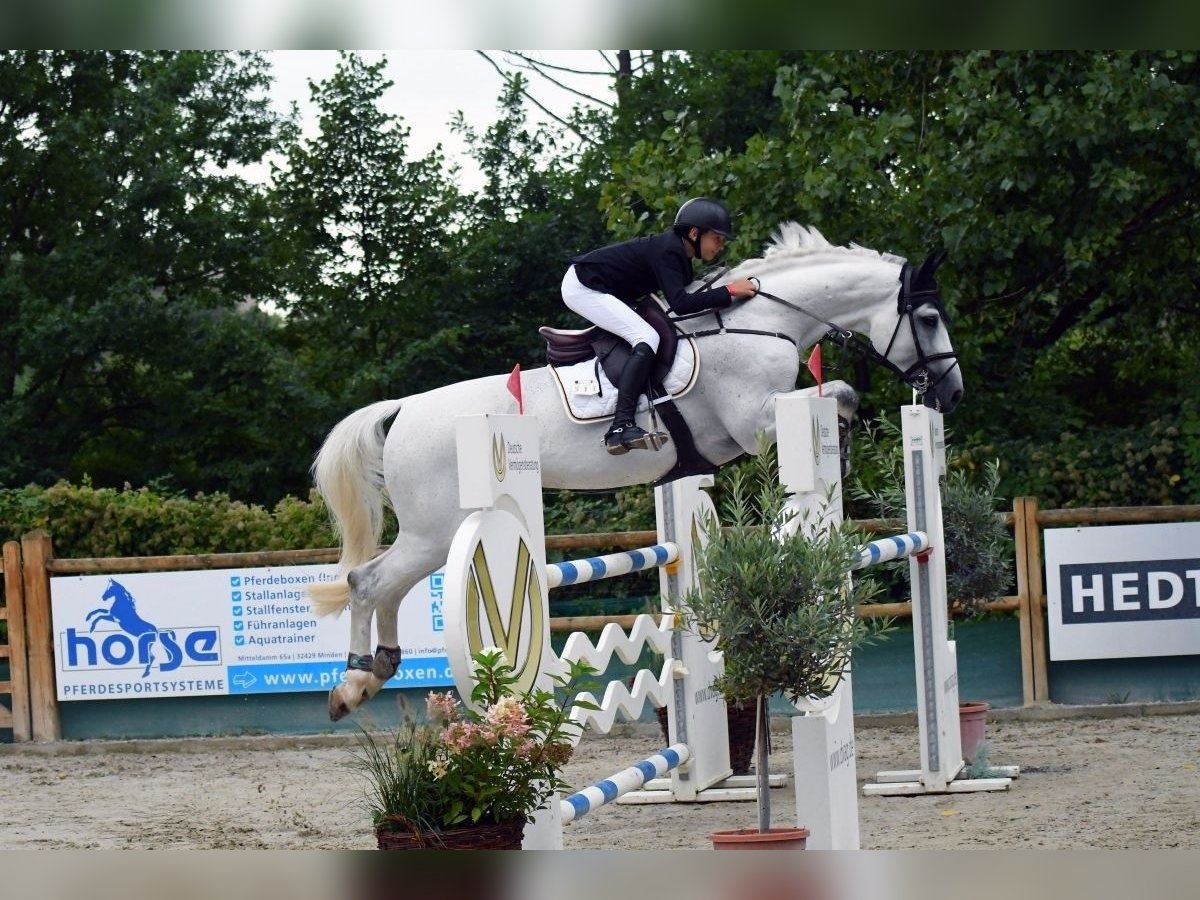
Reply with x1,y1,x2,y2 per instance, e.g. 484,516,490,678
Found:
709,826,809,850
374,816,525,850
958,700,990,764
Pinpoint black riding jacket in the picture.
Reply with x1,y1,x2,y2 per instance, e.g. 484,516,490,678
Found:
571,230,733,315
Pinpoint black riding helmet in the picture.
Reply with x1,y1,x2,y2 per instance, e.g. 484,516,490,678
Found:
673,197,734,258
674,197,734,239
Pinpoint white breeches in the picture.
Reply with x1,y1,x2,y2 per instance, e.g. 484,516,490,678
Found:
561,266,660,353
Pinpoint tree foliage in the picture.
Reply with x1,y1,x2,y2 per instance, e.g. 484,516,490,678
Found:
602,50,1200,505
271,52,466,406
0,50,314,502
1,50,1196,529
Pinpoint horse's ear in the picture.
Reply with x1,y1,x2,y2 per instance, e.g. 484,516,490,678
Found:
916,250,948,284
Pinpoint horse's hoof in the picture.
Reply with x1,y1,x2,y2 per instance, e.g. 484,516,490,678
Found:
328,690,350,722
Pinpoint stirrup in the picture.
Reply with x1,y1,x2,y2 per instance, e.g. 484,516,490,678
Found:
604,423,669,455
623,430,670,451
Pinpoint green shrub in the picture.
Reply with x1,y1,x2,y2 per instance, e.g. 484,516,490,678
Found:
968,417,1189,509
0,479,659,565
0,480,336,558
848,413,1014,616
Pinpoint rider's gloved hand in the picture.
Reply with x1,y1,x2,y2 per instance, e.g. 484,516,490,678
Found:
727,278,759,301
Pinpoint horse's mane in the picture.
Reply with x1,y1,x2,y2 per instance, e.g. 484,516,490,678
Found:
733,222,907,276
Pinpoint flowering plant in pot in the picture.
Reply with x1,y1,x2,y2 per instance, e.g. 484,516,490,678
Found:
352,648,596,849
679,445,884,848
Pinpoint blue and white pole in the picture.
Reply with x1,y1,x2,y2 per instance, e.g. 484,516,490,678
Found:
560,744,691,824
547,543,678,589
852,531,929,570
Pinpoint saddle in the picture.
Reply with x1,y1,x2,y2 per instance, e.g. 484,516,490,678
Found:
539,299,720,485
540,298,680,388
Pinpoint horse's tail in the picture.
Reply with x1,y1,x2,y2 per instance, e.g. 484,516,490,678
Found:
308,398,404,617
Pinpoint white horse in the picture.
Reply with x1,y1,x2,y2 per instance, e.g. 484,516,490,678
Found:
309,223,964,720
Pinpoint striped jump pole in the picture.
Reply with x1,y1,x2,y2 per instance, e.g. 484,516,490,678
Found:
852,531,929,570
547,543,678,589
560,744,691,824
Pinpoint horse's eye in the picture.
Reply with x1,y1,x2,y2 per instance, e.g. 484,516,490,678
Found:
920,314,940,328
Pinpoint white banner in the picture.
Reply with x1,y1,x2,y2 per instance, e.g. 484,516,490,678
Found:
51,564,453,700
1045,522,1200,661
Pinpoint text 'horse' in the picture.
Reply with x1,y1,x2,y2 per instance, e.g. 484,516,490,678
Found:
308,223,963,720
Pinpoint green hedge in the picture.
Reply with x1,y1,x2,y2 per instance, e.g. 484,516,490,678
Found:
0,481,658,561
0,481,337,558
962,416,1189,509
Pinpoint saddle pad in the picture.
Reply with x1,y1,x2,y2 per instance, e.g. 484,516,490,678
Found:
548,338,700,423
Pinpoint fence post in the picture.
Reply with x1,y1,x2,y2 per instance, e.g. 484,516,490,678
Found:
1021,498,1050,702
3,540,32,741
21,530,61,741
1012,498,1036,707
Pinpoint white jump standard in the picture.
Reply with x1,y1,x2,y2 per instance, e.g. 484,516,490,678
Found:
861,404,1019,796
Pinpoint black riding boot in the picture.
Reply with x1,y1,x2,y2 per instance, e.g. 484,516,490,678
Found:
605,342,657,455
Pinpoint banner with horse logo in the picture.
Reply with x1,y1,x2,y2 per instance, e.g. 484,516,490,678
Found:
50,565,454,700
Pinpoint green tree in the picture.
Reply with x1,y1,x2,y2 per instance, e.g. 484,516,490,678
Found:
602,51,1200,505
0,50,307,501
447,75,611,375
271,52,465,406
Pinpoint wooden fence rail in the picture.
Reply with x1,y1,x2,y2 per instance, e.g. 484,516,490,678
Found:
1,540,31,741
4,500,1200,740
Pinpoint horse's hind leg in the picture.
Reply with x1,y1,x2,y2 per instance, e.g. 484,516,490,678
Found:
328,541,438,721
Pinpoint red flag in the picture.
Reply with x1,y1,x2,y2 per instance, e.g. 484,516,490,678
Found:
806,345,823,397
506,363,524,414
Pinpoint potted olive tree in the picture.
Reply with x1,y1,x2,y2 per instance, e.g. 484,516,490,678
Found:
679,445,883,849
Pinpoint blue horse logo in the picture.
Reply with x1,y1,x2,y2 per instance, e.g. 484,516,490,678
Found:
85,579,181,678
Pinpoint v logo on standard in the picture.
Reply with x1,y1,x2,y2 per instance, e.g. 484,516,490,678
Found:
464,532,545,696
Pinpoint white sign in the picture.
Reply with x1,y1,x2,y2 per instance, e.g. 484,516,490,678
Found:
51,564,453,700
1045,522,1200,661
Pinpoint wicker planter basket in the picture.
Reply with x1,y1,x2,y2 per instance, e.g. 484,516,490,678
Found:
374,816,525,850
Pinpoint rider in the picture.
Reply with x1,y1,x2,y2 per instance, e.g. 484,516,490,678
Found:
562,197,759,454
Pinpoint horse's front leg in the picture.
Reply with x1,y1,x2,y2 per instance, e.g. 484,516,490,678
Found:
86,611,113,632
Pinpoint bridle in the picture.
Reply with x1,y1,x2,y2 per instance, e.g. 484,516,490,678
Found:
871,261,961,396
673,261,960,399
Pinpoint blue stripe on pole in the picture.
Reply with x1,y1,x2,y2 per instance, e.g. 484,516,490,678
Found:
559,561,578,585
654,545,669,565
587,557,608,578
566,794,589,816
598,779,619,802
635,759,657,781
890,536,906,555
869,543,881,565
662,747,680,768
629,549,646,568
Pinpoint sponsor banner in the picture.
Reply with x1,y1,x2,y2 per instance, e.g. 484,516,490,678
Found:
1045,522,1200,661
52,564,453,700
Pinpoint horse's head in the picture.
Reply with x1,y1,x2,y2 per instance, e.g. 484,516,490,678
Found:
102,578,131,607
870,251,963,413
